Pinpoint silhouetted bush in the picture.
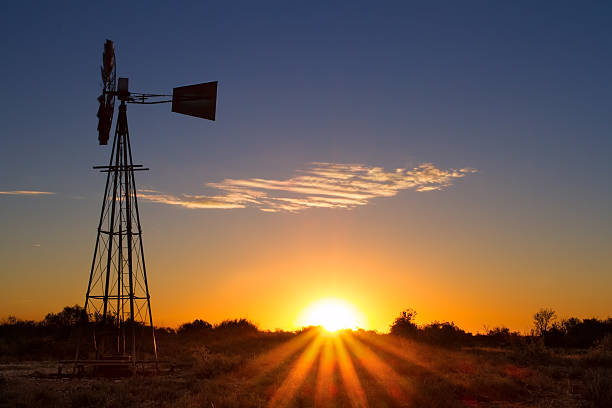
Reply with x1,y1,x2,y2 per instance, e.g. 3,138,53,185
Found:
214,318,258,333
544,317,612,348
154,326,176,335
0,314,79,361
390,309,418,337
420,321,471,347
43,305,85,328
484,326,521,347
0,306,270,363
390,310,472,347
178,319,213,334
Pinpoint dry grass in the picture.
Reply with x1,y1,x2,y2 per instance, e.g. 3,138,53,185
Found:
1,330,611,407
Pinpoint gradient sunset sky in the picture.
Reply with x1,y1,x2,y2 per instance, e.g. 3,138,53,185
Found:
1,2,611,333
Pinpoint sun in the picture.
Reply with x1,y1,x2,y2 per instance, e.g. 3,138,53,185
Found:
299,298,364,332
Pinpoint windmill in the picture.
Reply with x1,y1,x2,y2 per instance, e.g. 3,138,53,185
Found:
73,40,217,371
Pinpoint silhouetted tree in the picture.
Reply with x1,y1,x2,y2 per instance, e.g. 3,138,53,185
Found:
390,309,418,337
421,321,470,346
533,308,556,336
43,305,85,327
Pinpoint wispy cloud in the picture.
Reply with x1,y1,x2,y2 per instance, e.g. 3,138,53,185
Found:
139,162,476,213
0,190,55,195
138,189,248,209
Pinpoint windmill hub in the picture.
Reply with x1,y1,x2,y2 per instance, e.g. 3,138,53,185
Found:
117,77,130,101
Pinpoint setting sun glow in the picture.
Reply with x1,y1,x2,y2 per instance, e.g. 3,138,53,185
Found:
298,298,365,332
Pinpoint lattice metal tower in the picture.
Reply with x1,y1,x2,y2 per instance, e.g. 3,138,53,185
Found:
75,40,217,366
82,92,155,362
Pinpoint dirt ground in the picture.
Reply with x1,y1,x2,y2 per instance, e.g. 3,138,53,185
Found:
0,332,610,407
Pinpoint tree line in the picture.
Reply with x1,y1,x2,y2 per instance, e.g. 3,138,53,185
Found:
390,307,612,348
1,305,611,361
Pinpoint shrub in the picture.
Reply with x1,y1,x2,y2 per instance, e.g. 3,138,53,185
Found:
178,319,212,334
214,318,258,333
43,305,85,328
420,321,471,347
543,317,612,348
390,309,418,337
486,326,521,346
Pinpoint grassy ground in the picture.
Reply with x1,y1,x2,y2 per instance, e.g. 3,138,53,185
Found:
1,329,611,407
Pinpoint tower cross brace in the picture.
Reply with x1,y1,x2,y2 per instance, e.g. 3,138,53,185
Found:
78,91,157,364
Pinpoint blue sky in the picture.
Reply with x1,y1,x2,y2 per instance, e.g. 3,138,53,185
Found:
1,2,611,331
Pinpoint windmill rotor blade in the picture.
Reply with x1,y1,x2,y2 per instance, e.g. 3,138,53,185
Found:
97,95,113,145
172,81,217,120
97,40,116,145
101,40,115,86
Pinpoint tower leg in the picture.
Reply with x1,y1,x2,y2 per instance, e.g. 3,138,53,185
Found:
78,99,157,372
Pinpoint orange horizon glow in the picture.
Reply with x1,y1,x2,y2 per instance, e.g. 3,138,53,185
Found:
5,227,612,336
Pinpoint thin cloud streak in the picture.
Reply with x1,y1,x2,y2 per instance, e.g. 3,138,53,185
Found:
0,190,55,195
139,162,476,213
137,189,246,209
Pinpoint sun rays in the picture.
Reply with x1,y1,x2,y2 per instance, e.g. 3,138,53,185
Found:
267,335,325,407
332,335,368,408
233,328,437,408
228,299,454,407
